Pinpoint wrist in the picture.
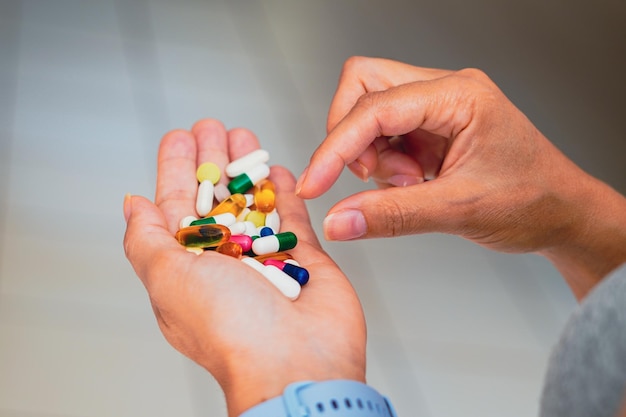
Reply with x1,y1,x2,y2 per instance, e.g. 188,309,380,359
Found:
541,173,626,299
238,379,396,417
220,350,366,417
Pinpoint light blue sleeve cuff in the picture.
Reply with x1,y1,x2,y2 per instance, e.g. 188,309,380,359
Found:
239,379,397,417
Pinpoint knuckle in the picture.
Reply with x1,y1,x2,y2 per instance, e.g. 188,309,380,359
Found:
342,55,369,74
378,198,415,238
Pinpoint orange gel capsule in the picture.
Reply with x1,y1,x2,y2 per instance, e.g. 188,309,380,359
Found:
216,241,243,259
253,188,275,213
208,193,247,217
251,251,294,263
175,224,231,249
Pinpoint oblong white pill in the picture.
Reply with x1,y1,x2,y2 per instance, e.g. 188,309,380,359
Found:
226,149,270,178
213,183,231,203
180,215,198,229
242,221,258,236
265,209,280,232
263,265,301,300
244,193,255,207
196,180,215,217
241,256,265,273
212,212,236,226
229,221,247,235
236,207,251,222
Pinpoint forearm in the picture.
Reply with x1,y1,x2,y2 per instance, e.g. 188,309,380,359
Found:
541,173,626,300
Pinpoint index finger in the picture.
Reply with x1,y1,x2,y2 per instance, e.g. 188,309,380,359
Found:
297,74,475,199
327,56,451,133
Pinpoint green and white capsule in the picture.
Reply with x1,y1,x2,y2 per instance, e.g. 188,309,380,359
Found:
227,163,270,194
190,212,236,227
251,231,297,255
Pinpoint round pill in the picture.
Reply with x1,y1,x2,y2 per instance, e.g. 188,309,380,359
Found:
196,162,221,184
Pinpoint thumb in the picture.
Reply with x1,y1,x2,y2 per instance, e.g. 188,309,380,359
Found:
123,194,182,284
322,177,479,241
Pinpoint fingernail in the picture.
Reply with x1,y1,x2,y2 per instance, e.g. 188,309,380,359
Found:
348,161,369,182
323,209,367,241
123,193,132,222
295,166,308,195
387,175,424,187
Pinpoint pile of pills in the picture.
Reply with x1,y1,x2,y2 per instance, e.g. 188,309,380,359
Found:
174,149,309,300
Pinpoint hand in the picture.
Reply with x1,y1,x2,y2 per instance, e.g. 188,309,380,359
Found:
295,56,626,299
123,119,366,417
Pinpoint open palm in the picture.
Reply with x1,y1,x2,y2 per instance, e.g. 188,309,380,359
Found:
123,119,366,416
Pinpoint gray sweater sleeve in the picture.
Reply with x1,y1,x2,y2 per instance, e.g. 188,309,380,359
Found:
540,264,626,417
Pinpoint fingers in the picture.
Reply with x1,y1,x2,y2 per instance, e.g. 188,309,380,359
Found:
155,129,198,234
327,56,452,133
192,119,230,185
123,195,183,288
322,177,478,241
269,165,321,251
359,137,425,186
297,75,474,199
227,127,262,161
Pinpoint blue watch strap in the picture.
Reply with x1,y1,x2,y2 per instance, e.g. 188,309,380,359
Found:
239,379,397,417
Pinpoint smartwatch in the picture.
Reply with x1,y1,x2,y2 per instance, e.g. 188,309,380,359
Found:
239,379,398,417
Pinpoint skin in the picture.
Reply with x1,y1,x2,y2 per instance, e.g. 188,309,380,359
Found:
123,119,366,417
123,57,626,416
295,56,626,300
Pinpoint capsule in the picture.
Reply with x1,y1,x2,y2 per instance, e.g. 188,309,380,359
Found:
179,215,198,229
251,251,294,263
228,221,247,235
253,179,276,213
213,183,231,203
258,226,274,237
190,212,236,227
241,257,301,300
251,231,297,255
227,164,270,194
236,207,251,222
216,241,243,258
246,210,266,228
207,193,247,217
225,149,270,178
265,209,280,233
196,180,214,217
175,224,231,249
241,220,258,236
229,234,253,252
263,259,309,286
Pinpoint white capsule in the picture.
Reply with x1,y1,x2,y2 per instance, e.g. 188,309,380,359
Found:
213,183,231,203
236,207,251,222
241,258,300,300
265,209,280,232
196,180,214,217
244,193,255,207
242,220,258,236
226,149,270,178
186,247,204,255
241,256,265,273
211,212,236,226
180,215,198,229
229,221,248,235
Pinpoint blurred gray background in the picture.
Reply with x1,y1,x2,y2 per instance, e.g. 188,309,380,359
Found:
1,0,624,416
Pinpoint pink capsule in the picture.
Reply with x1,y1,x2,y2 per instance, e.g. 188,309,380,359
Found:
229,234,253,252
